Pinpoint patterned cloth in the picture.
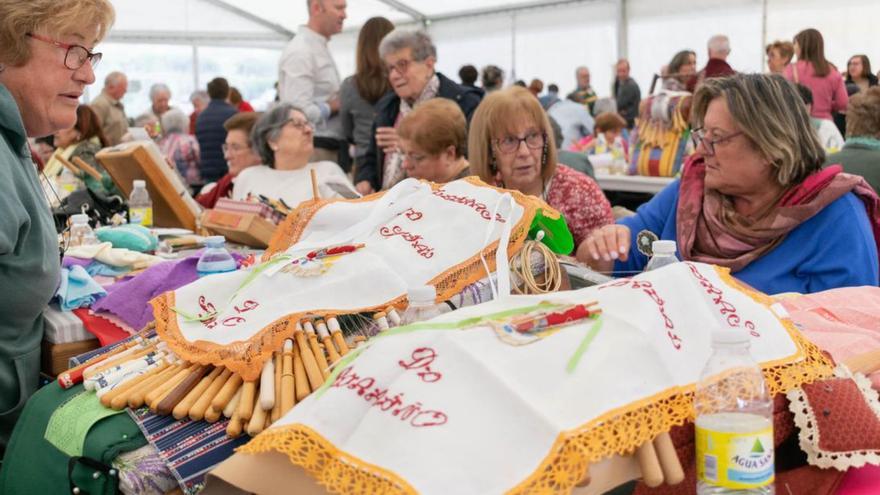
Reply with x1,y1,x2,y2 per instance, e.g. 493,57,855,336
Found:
158,132,201,187
544,164,614,249
382,74,440,190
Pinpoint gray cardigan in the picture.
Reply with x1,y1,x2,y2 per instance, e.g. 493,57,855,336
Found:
339,76,379,171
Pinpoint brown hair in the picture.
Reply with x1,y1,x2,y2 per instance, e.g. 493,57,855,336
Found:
74,104,109,147
594,112,627,134
0,0,114,67
846,54,873,82
224,111,261,134
692,74,825,188
766,40,794,64
794,28,830,77
528,79,544,96
398,99,467,158
229,87,243,105
846,86,880,139
355,17,394,104
468,86,557,185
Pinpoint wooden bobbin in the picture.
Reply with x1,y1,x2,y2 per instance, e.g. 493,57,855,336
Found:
237,381,257,421
259,357,276,412
127,363,181,409
190,368,233,421
172,367,222,420
271,352,283,423
327,316,350,356
280,340,295,415
211,373,244,412
303,320,330,378
247,391,268,436
223,386,243,418
635,440,665,488
653,432,684,485
293,344,310,402
145,364,191,409
294,326,324,390
102,360,168,409
156,365,208,416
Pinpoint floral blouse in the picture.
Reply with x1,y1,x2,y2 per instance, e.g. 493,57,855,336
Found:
544,164,614,248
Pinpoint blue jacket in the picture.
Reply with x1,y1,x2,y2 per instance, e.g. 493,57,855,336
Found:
615,179,879,294
195,100,237,183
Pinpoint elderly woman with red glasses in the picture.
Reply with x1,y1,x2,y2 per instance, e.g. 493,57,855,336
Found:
581,74,880,294
232,103,355,206
0,0,114,451
469,86,614,255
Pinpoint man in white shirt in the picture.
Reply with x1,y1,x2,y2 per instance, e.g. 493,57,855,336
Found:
278,0,347,165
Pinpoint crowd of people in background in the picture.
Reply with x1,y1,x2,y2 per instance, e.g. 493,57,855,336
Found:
27,0,880,281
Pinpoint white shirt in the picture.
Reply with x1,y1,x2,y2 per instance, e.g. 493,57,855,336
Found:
278,26,341,138
814,118,845,152
232,161,356,207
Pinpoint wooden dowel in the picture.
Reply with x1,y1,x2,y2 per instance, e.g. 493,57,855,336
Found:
173,366,221,420
211,373,243,412
71,156,104,182
304,321,330,379
294,328,324,390
144,364,191,409
224,386,243,418
310,168,319,202
247,394,268,436
293,344,310,402
316,319,341,366
226,408,243,438
102,360,168,409
280,340,295,415
237,381,257,421
635,441,665,488
327,317,350,356
127,363,182,409
156,365,208,416
653,432,684,485
55,154,83,176
259,357,275,411
271,352,282,423
190,368,234,421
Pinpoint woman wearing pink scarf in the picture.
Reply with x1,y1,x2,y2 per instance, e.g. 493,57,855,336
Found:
580,74,880,294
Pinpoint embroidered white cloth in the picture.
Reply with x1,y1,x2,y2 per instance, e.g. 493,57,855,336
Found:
155,178,540,379
240,262,831,495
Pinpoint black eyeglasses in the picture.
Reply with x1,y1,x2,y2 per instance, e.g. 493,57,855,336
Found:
690,127,744,156
280,118,312,131
27,33,102,70
494,132,545,154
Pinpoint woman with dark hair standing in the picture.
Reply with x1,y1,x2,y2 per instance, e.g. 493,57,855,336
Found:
846,55,878,94
339,17,394,176
784,28,848,122
49,104,119,195
663,50,697,92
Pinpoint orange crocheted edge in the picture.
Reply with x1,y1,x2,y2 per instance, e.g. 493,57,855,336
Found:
241,424,417,495
237,265,834,494
152,178,548,380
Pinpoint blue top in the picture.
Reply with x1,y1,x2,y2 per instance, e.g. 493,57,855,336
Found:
195,100,238,183
615,179,879,294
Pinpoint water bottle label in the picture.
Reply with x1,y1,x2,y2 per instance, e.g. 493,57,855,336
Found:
130,207,153,227
696,425,774,489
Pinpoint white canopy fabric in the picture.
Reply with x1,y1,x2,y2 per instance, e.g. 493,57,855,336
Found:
96,0,880,117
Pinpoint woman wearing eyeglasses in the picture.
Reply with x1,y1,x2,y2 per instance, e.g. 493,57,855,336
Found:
0,0,114,453
581,74,880,294
469,86,614,252
353,29,483,195
232,103,356,206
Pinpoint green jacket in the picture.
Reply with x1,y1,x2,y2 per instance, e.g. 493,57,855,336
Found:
0,83,61,451
825,139,880,196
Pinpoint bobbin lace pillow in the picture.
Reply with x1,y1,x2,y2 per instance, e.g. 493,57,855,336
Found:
787,365,880,470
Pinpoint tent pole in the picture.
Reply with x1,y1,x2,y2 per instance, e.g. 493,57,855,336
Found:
761,0,768,71
617,0,628,60
510,12,518,85
193,44,200,93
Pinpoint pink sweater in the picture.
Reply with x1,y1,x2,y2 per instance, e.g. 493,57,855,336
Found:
784,60,848,120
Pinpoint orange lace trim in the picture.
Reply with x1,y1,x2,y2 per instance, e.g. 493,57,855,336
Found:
236,266,834,493
241,424,417,495
152,178,550,380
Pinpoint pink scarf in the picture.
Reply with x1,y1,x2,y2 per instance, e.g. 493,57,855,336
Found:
676,155,880,272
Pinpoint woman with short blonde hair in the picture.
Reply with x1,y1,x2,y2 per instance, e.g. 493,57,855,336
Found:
469,86,613,252
582,74,879,295
0,0,114,450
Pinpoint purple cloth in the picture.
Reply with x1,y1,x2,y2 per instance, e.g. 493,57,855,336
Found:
91,251,244,330
62,256,93,269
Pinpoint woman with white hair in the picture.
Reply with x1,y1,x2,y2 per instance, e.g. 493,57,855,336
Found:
158,107,201,187
233,103,355,206
353,28,483,194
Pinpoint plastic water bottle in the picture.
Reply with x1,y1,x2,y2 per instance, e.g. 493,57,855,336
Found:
129,180,153,227
401,286,445,325
610,137,627,175
695,329,774,495
196,236,237,278
644,240,679,271
58,166,80,196
68,214,98,247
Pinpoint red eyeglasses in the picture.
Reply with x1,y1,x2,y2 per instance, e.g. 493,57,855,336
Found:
26,33,102,70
